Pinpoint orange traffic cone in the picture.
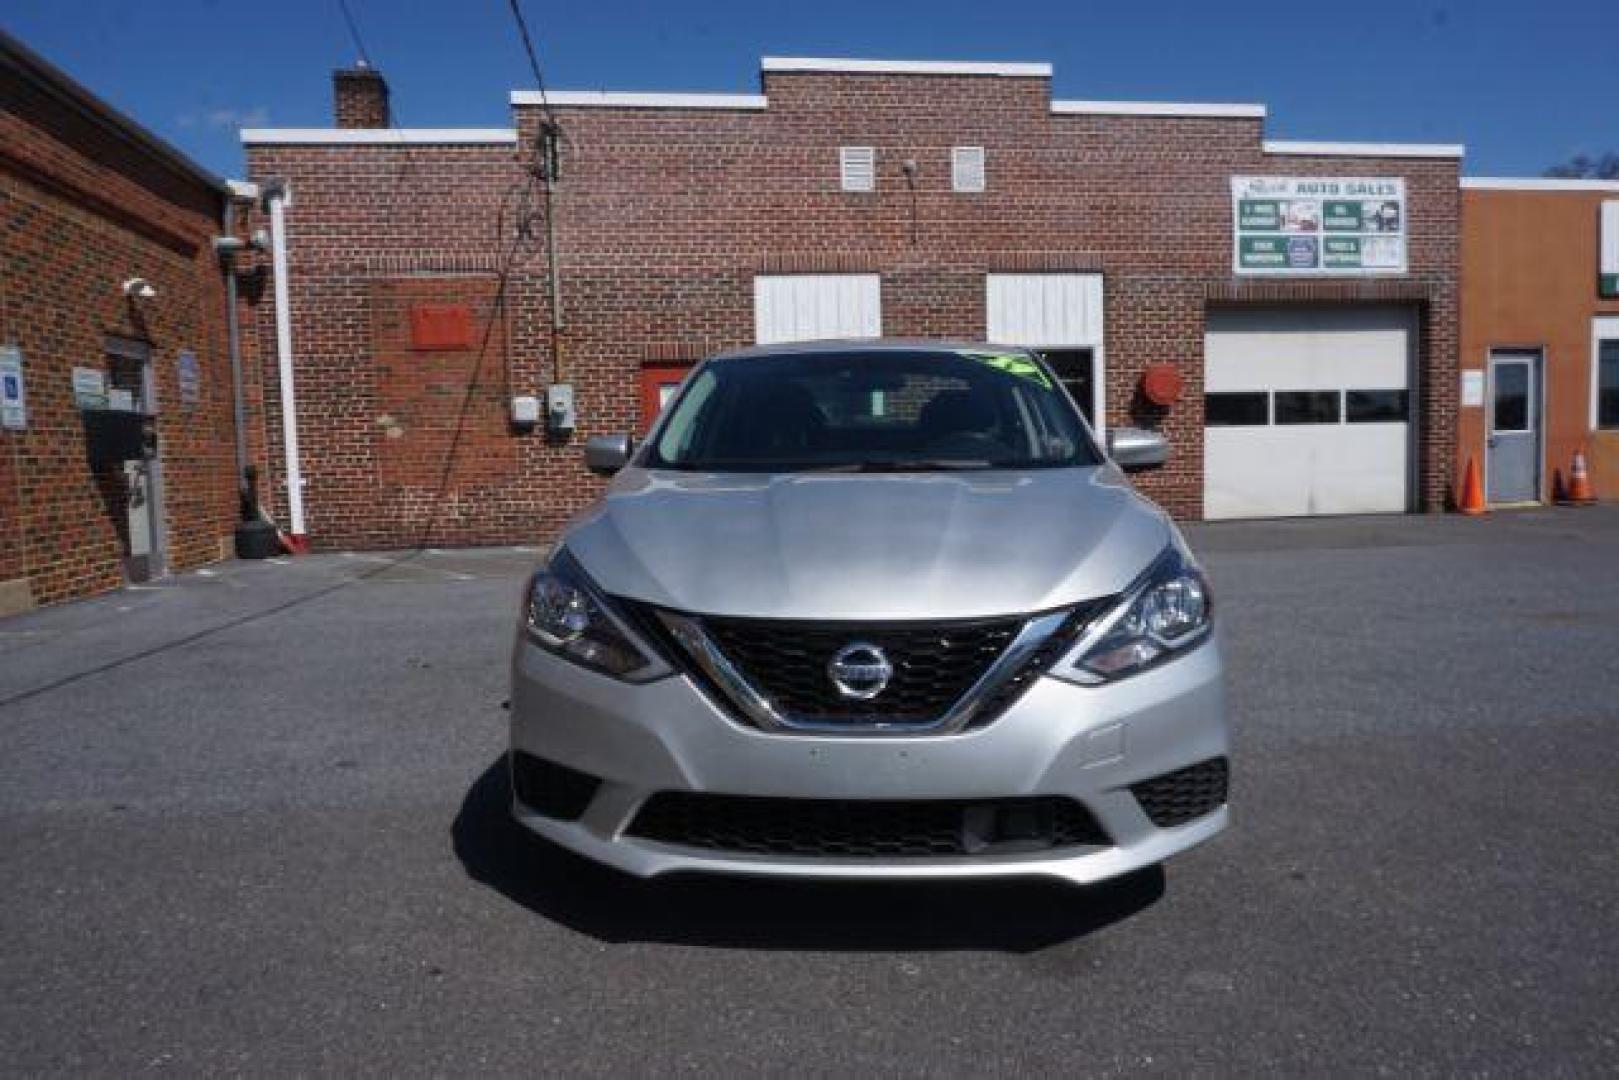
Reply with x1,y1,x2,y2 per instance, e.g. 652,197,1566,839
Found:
1458,455,1486,515
1565,448,1597,506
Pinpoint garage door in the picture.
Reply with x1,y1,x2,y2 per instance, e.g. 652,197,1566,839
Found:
754,274,881,345
1204,307,1413,519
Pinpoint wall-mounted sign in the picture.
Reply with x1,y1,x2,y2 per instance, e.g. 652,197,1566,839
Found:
72,366,108,409
1460,369,1485,408
1233,176,1407,275
1601,201,1618,299
0,346,25,430
177,349,200,405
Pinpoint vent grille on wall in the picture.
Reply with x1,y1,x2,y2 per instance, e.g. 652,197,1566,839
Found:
952,146,986,193
840,146,876,192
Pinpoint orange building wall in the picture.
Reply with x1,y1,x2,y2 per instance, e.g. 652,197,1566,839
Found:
1460,187,1619,502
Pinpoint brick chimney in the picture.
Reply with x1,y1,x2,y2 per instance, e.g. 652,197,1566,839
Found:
333,63,390,128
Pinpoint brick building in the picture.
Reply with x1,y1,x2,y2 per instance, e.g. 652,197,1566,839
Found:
239,56,1464,547
1,31,252,611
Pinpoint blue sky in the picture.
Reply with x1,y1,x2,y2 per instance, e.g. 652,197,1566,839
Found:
8,0,1617,179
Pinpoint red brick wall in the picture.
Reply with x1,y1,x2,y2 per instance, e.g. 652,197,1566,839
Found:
1,62,239,606
245,68,1460,546
334,68,390,129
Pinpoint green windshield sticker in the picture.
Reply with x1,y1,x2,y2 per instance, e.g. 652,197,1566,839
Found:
957,350,1052,388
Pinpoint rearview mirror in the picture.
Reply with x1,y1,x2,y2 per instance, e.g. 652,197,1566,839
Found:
585,433,633,476
1107,427,1169,471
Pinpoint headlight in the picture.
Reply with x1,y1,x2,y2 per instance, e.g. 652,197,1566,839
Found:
524,550,665,682
1057,545,1211,684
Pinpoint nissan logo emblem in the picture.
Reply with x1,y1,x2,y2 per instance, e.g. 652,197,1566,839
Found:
827,641,893,700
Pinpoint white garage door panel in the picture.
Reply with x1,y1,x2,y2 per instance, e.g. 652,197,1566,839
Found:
1204,306,1411,520
1206,307,1410,391
985,274,1104,346
754,274,881,345
1206,427,1407,518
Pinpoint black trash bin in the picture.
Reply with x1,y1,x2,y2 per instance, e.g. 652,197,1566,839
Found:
234,519,281,559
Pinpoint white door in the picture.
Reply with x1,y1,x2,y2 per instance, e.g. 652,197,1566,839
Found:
1485,350,1541,504
754,274,881,345
985,273,1106,437
1204,307,1413,519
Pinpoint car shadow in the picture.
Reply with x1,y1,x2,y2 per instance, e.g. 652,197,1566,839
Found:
452,756,1164,952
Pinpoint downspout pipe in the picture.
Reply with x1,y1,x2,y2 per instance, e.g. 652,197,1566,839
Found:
214,195,250,511
262,181,308,548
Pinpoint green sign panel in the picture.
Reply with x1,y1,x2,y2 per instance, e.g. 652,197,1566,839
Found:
1239,236,1289,269
1323,201,1363,231
1323,237,1361,267
1239,200,1282,230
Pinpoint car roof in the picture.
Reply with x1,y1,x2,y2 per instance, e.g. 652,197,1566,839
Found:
709,338,1036,362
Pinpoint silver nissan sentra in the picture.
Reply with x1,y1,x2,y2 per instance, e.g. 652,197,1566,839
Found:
509,340,1228,885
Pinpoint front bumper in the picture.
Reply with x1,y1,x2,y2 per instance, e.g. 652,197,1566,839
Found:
509,631,1229,885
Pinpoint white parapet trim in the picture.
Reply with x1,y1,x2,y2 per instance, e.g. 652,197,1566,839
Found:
1264,139,1465,159
1462,176,1619,192
511,90,768,109
240,128,518,145
1052,100,1266,119
761,56,1052,77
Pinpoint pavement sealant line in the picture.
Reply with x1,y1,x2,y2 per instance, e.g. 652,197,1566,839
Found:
0,550,433,713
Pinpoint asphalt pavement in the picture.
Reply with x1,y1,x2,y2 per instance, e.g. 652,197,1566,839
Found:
2,511,1617,1076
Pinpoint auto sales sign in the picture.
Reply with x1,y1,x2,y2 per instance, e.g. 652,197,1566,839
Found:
1233,176,1407,275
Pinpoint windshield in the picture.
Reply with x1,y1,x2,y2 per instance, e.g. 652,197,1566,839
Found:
646,348,1102,472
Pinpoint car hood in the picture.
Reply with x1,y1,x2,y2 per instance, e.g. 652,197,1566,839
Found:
561,466,1172,621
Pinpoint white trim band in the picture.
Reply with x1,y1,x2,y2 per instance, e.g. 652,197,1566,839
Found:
1264,139,1465,159
512,90,768,109
761,56,1051,77
1052,100,1266,118
240,128,518,145
1463,176,1619,192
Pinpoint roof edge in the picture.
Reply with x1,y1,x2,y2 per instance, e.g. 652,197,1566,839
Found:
241,128,518,146
761,56,1052,77
1462,176,1619,192
1053,99,1266,119
511,90,768,109
1,28,226,197
1264,139,1465,159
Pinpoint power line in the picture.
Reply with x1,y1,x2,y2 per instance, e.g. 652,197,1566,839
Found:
506,0,556,125
335,0,373,68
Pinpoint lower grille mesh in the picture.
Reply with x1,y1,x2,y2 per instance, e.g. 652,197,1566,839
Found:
1130,757,1229,827
627,792,1109,858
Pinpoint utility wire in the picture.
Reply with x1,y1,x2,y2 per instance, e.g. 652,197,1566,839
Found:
335,0,374,68
506,0,557,126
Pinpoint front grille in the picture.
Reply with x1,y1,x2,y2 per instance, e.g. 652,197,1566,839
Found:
1130,757,1229,827
509,751,601,820
966,605,1099,729
627,792,1109,858
695,613,1024,724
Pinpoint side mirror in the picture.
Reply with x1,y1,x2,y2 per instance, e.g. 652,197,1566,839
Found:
1107,427,1169,471
584,433,633,476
